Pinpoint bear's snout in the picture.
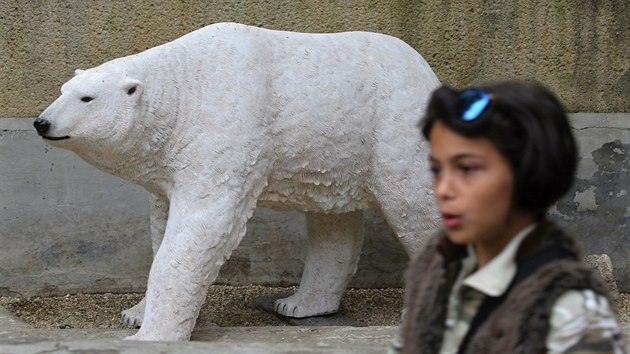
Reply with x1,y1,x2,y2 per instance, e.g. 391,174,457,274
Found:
33,118,50,136
33,118,70,141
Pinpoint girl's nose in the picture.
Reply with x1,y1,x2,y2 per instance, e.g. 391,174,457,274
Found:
434,174,454,201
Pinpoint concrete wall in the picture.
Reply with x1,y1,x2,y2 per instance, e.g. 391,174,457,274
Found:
553,114,630,291
1,1,628,295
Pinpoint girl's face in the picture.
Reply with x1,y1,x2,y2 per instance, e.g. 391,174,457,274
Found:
428,121,532,263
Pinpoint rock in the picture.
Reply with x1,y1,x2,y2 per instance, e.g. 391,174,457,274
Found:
584,254,619,300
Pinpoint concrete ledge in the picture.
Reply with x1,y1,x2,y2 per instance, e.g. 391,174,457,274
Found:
0,337,391,354
0,306,398,354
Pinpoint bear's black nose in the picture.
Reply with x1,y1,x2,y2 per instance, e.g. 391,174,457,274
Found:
33,118,50,136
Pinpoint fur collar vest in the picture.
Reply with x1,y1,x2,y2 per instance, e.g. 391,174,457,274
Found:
400,220,611,354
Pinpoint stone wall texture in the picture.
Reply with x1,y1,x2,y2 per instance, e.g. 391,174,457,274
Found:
1,0,628,116
1,1,629,296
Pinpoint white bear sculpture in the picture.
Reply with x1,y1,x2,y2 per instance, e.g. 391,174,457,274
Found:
35,22,440,341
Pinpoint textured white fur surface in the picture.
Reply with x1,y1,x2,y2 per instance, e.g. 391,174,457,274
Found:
38,22,440,341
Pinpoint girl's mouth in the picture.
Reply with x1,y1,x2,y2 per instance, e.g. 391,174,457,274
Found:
442,213,463,229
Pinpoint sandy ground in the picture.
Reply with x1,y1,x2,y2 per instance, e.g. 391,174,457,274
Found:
0,286,404,329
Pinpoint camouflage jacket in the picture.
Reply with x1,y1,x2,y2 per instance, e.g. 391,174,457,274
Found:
395,221,625,354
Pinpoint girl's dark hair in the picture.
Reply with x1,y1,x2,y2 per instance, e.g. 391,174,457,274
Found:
421,81,577,219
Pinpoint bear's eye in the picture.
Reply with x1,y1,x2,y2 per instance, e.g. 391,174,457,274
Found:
81,96,94,103
127,86,137,95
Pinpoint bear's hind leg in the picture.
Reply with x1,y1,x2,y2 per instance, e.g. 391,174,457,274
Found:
369,147,439,257
274,210,364,318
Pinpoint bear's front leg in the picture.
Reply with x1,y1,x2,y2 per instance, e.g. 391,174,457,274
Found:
125,192,248,341
274,211,364,318
121,193,169,328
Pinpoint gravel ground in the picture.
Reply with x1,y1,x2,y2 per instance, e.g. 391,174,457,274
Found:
0,286,404,329
1,286,628,330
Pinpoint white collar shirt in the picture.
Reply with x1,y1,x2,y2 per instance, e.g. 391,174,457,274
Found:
439,223,536,354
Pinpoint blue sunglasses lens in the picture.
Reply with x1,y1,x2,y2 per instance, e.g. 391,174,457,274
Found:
458,89,492,121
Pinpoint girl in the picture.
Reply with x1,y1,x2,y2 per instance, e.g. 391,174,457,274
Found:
396,81,623,353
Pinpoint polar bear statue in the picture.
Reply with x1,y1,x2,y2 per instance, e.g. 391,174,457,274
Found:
34,22,440,341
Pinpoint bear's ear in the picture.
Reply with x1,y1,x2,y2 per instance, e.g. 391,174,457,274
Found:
74,69,85,76
123,79,143,97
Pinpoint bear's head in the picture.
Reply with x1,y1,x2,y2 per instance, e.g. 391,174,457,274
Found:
35,68,144,156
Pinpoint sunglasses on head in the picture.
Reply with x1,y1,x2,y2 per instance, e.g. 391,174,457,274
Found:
457,88,494,121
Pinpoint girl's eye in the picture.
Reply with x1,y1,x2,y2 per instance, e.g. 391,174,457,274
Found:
81,96,94,103
459,164,478,174
429,166,441,176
